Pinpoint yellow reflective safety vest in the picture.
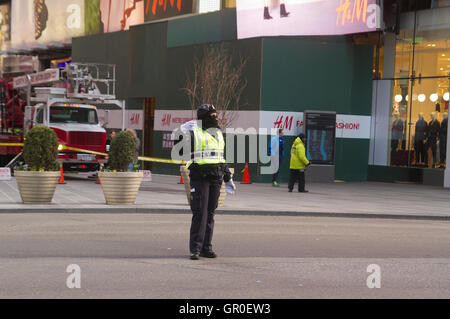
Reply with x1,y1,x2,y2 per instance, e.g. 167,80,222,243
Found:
290,137,309,169
187,127,226,168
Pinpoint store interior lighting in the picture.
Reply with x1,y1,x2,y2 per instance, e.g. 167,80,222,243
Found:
444,92,449,102
430,93,438,102
418,94,426,102
394,94,403,102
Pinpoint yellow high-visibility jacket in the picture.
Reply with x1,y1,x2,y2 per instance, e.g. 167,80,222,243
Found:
186,127,226,168
289,137,309,169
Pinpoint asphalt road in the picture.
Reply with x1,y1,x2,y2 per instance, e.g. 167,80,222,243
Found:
0,213,449,299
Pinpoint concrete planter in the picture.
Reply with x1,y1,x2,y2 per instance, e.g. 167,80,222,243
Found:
15,171,60,204
98,171,143,205
180,166,234,207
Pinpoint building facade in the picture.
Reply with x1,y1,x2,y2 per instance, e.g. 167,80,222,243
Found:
72,2,375,182
370,1,450,185
1,0,449,184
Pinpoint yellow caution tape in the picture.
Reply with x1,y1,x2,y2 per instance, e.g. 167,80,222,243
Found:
61,145,184,164
0,143,184,165
138,156,184,165
0,143,24,146
59,145,107,156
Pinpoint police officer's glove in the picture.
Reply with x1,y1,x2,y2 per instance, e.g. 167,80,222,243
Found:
225,179,236,195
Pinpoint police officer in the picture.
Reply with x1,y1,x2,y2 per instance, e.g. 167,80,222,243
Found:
183,104,236,260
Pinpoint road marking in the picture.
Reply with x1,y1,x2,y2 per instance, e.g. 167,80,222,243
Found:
0,184,15,202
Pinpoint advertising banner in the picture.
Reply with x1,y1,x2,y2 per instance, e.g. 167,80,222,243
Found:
155,109,370,139
0,3,11,51
304,111,336,165
97,109,143,130
259,111,371,139
236,0,380,39
0,167,11,181
154,110,260,132
11,0,84,48
13,69,60,89
99,0,144,33
144,0,194,22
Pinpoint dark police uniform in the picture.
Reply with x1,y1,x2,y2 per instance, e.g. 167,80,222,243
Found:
179,105,233,260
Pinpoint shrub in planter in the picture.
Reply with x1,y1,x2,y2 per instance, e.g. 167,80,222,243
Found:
15,126,60,204
23,126,59,171
108,130,136,171
99,130,142,205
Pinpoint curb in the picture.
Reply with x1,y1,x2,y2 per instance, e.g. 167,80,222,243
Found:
0,207,448,221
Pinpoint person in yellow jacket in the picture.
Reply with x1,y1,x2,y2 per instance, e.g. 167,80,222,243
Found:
289,133,310,193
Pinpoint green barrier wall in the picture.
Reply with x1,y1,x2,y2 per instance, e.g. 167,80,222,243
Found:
72,9,374,182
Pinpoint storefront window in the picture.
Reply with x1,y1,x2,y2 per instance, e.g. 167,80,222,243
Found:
387,7,450,169
394,30,413,79
390,78,449,168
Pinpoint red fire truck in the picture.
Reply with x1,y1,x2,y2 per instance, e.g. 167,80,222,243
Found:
0,63,125,171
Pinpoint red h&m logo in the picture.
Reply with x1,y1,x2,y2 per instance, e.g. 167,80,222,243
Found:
130,113,141,125
146,0,182,15
273,115,293,130
162,113,172,127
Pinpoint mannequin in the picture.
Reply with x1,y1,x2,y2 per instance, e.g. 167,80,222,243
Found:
427,112,440,167
414,112,428,165
439,112,448,167
391,112,404,165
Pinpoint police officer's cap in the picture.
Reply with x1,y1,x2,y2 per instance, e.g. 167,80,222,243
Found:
197,104,216,119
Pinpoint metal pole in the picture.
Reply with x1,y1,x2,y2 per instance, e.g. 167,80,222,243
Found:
122,100,126,131
26,75,31,107
407,7,418,168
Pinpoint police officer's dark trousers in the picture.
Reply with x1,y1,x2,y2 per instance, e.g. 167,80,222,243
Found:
189,178,222,254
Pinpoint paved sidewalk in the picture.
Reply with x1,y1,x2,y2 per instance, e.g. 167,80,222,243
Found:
0,174,450,220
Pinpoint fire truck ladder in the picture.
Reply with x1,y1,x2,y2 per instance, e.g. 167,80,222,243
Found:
6,151,23,168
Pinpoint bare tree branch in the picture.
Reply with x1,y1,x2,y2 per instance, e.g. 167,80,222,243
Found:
182,44,247,129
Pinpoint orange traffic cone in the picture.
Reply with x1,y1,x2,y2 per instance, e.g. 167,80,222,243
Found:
178,165,184,184
241,163,252,184
58,161,66,184
96,161,104,184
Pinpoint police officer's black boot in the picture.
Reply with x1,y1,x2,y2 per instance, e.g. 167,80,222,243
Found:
190,252,200,260
280,4,290,17
264,6,272,19
200,251,217,258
